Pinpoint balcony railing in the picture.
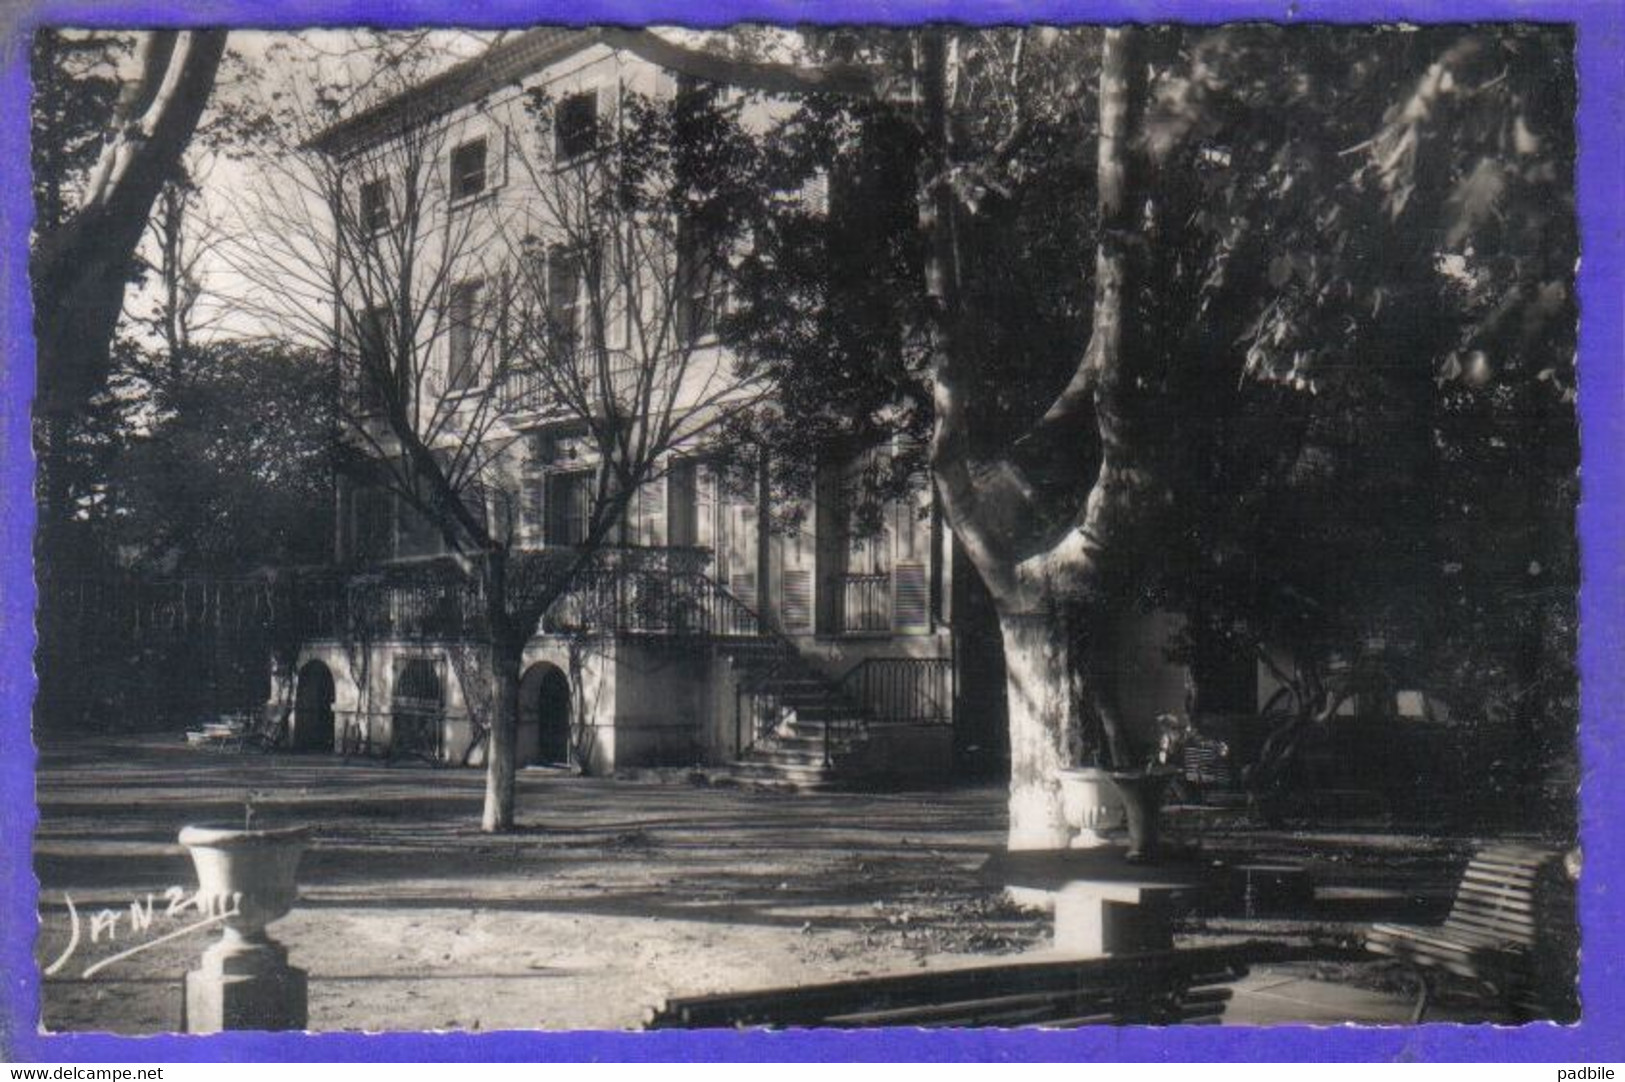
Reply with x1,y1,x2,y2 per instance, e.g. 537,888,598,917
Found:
837,572,893,633
544,550,759,638
497,349,671,416
286,546,741,643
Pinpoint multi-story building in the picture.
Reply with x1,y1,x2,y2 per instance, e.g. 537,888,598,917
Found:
275,28,961,786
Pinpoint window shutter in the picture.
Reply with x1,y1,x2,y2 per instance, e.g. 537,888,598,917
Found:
781,569,812,632
519,476,544,546
777,503,814,633
731,568,758,609
891,492,928,633
667,460,698,547
642,474,667,547
894,563,929,634
726,502,758,608
604,273,629,351
695,465,716,551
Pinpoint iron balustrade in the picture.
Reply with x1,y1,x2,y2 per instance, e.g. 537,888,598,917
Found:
838,656,955,726
497,349,671,416
838,572,893,633
284,546,725,642
541,547,757,638
734,654,953,769
278,555,952,772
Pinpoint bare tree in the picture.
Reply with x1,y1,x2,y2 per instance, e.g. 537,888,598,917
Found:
31,29,227,574
221,75,759,830
33,30,227,417
121,166,234,375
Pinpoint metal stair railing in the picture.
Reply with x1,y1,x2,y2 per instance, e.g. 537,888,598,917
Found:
694,579,868,768
837,656,955,726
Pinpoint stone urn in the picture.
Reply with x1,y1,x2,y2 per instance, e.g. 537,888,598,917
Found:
179,824,309,1032
1057,766,1126,849
1107,768,1179,863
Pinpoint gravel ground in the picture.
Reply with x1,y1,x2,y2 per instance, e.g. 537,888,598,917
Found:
29,735,1534,1034
31,735,1044,1033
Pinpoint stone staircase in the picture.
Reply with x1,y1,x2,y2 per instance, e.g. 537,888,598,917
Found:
720,639,871,789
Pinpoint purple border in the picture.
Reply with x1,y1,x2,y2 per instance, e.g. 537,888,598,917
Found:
3,0,1621,1063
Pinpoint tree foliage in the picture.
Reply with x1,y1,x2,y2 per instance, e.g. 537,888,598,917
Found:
95,341,338,574
715,25,1577,820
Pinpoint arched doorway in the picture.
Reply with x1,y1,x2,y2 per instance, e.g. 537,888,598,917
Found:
392,658,445,761
294,661,335,752
518,663,572,766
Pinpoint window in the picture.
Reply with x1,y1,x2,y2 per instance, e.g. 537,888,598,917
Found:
359,178,389,233
547,246,583,352
395,493,443,558
357,306,392,413
555,91,599,161
667,459,698,547
546,469,592,546
352,485,394,563
449,137,487,201
676,218,723,344
621,476,667,548
446,279,483,392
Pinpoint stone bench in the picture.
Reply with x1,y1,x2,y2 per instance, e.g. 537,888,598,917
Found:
1053,875,1204,957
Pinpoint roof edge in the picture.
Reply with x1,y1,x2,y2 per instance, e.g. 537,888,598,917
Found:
306,27,604,157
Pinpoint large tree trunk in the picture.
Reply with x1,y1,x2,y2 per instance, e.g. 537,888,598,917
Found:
31,30,226,601
33,30,226,418
998,608,1085,849
481,546,523,832
481,637,522,833
914,27,1175,852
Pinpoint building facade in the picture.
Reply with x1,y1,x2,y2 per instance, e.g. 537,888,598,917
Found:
276,29,958,786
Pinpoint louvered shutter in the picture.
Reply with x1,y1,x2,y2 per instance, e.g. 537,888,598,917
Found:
521,475,545,546
642,474,667,547
777,499,814,632
893,563,929,634
667,459,698,547
781,568,813,632
727,502,758,609
892,494,928,633
695,464,716,552
597,82,618,140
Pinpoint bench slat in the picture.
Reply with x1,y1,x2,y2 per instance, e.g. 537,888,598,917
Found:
1455,885,1538,910
1464,859,1547,881
1449,890,1534,916
1366,843,1571,1021
647,947,1258,1029
1441,919,1536,947
1462,864,1543,886
1457,879,1541,909
823,988,1147,1027
1370,922,1523,955
1445,905,1538,935
1366,939,1525,983
1452,901,1536,927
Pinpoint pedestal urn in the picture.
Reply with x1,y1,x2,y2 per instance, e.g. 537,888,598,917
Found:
1057,767,1127,849
178,823,308,1032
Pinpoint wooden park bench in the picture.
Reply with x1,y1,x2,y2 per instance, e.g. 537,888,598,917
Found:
1365,842,1578,1022
645,944,1264,1029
